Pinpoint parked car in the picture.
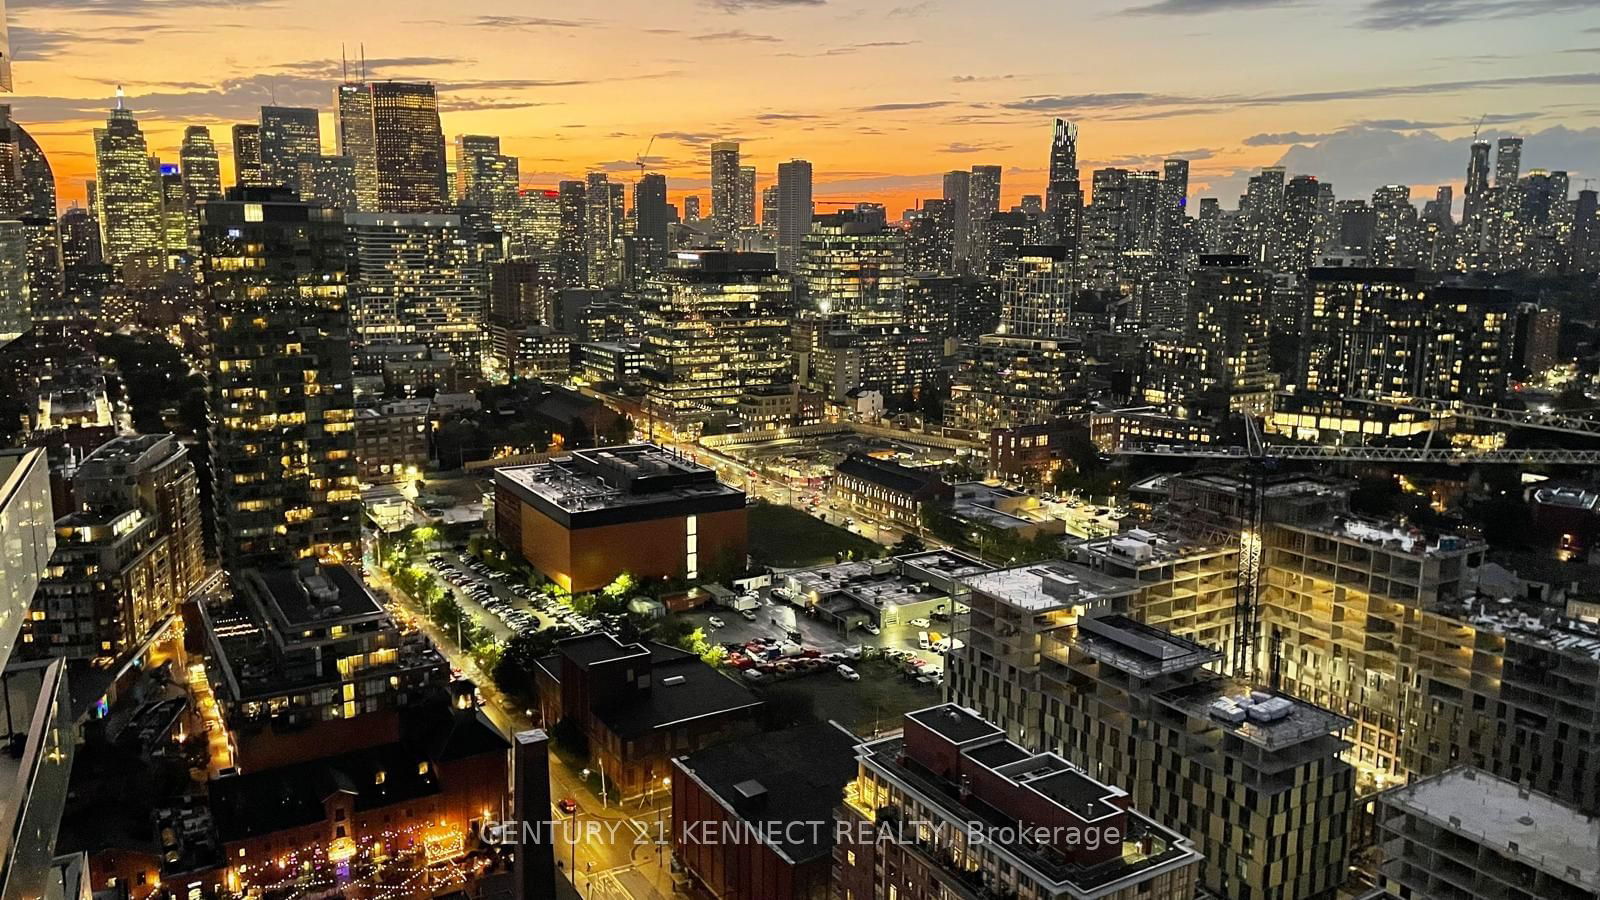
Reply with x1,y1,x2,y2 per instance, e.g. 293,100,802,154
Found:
862,623,881,636
908,617,931,629
836,664,860,681
917,631,931,651
708,616,726,629
741,669,766,682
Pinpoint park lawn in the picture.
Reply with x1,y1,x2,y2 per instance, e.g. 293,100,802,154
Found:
747,502,880,568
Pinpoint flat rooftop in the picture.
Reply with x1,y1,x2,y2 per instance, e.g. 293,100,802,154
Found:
786,558,958,610
1437,594,1600,662
673,720,860,866
1299,515,1485,557
1155,676,1353,753
962,560,1137,613
1072,614,1224,678
497,443,742,516
1383,766,1600,888
253,564,384,628
907,704,1005,745
895,549,992,583
1079,528,1233,566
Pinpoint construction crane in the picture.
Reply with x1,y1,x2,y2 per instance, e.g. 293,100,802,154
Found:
1347,395,1600,437
634,135,657,182
1116,407,1600,678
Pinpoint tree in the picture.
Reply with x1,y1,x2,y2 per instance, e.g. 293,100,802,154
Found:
892,533,927,555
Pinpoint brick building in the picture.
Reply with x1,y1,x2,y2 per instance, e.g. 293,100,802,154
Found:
495,444,747,594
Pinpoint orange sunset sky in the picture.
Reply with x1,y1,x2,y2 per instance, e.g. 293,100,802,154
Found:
8,0,1600,218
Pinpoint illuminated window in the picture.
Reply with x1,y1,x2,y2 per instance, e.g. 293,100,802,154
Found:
243,204,264,223
685,515,699,581
375,770,387,785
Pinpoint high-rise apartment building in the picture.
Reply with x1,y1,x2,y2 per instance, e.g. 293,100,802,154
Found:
967,164,1002,270
1044,119,1084,252
736,164,756,230
1187,255,1273,412
0,449,74,900
583,171,623,288
794,209,906,324
27,507,172,659
200,190,360,568
178,125,222,214
258,105,321,195
92,95,162,270
639,251,792,426
775,158,812,270
0,219,26,345
72,433,205,602
556,179,587,287
996,245,1072,338
942,169,972,267
371,82,448,213
334,81,378,210
454,134,520,236
709,141,740,234
230,122,265,190
683,194,701,223
297,154,358,211
633,172,670,269
346,212,485,377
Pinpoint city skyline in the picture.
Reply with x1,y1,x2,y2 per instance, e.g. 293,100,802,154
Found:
8,0,1600,216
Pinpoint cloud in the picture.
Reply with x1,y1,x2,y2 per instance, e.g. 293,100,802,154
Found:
1242,131,1338,146
855,100,956,112
11,0,277,12
10,24,138,59
938,141,1010,154
887,0,935,15
953,74,1017,83
1357,0,1593,29
1096,148,1217,167
1123,0,1297,13
1007,71,1600,115
705,0,824,9
656,131,725,146
818,40,916,55
465,15,594,28
692,29,782,41
753,112,823,122
1200,124,1600,204
276,56,466,79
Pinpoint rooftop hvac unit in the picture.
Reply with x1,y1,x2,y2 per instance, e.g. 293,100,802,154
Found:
1039,571,1081,600
1246,696,1294,723
1110,538,1153,562
1208,700,1246,724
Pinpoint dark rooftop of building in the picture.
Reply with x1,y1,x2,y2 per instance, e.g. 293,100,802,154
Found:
548,634,762,740
251,564,384,628
835,453,949,498
907,704,1004,745
672,720,859,865
1071,614,1224,678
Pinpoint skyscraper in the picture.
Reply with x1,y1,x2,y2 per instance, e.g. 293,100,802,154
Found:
683,195,702,224
941,169,971,267
156,163,187,262
0,220,26,344
736,165,757,230
298,155,358,211
795,209,906,324
775,159,813,270
709,141,740,233
230,123,265,190
334,81,378,211
92,93,162,270
201,190,359,567
347,212,484,376
454,134,520,235
0,107,61,328
1044,119,1083,255
258,105,321,195
556,179,586,288
996,245,1071,338
178,126,222,214
633,172,670,271
583,171,623,288
967,164,1002,272
1371,184,1418,267
371,82,448,213
1159,158,1189,262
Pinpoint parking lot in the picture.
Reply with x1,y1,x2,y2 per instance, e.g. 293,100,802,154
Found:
424,550,609,640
